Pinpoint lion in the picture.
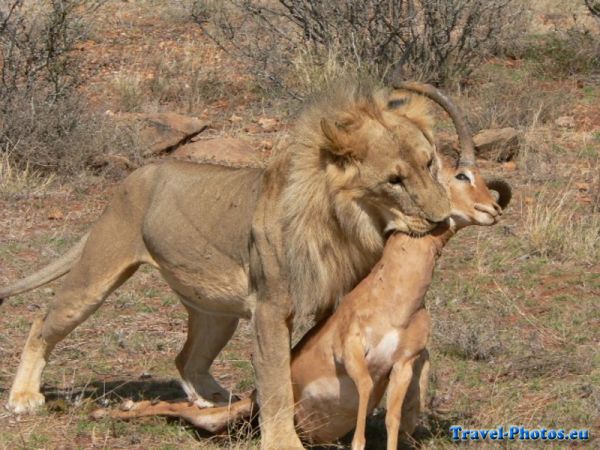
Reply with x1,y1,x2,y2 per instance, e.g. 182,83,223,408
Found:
1,81,456,449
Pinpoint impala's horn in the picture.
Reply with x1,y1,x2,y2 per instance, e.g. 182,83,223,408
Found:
393,81,475,168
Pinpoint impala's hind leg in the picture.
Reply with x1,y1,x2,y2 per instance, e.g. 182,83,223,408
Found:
175,306,239,407
7,219,144,414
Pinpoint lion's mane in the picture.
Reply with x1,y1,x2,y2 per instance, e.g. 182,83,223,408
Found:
279,80,434,319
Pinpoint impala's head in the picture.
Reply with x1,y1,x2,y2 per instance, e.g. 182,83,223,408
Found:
390,82,510,230
441,160,512,228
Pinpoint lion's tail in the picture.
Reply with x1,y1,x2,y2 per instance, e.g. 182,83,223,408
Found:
0,232,89,302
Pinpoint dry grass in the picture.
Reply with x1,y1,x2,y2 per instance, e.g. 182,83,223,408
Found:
521,182,600,262
0,153,56,199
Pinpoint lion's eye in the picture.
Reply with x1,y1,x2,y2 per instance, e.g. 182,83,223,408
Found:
389,175,403,186
427,159,433,169
455,173,470,182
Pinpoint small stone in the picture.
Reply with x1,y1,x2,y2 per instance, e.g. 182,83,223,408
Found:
502,161,517,171
473,127,520,161
47,208,64,220
555,115,576,129
243,123,262,134
259,139,273,150
257,117,279,132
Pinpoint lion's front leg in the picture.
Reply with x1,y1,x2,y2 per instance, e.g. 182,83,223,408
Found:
249,214,304,449
253,302,303,449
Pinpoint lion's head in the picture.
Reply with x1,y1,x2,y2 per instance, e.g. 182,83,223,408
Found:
280,80,458,318
322,87,452,235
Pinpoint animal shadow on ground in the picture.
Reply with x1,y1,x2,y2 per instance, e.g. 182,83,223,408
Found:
41,379,252,440
43,378,187,406
33,381,455,448
334,408,458,449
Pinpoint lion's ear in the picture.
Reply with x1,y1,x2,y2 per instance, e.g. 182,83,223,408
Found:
320,116,364,158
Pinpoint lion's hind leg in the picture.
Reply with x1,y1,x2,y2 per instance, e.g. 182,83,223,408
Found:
7,208,147,414
175,305,239,408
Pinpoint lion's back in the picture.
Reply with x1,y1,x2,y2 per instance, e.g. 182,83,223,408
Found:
141,160,264,267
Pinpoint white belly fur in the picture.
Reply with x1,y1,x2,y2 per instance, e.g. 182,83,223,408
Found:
366,330,400,370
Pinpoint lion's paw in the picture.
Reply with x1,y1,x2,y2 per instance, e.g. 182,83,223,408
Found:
7,391,45,414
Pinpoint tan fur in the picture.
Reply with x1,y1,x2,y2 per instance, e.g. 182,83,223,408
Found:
2,81,452,449
90,162,511,449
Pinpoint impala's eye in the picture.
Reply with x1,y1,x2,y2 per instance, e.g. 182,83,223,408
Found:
388,98,408,109
389,175,403,186
455,173,470,182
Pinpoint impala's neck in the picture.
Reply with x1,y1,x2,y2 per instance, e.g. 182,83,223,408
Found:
429,218,460,249
368,222,458,311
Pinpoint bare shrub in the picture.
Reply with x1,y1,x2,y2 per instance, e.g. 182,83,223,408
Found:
0,0,103,104
2,90,142,177
196,0,523,96
0,0,134,178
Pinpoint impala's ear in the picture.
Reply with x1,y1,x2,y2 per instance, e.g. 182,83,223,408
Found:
320,115,365,158
486,179,512,210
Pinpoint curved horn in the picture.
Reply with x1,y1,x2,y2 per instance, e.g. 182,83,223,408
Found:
394,81,475,167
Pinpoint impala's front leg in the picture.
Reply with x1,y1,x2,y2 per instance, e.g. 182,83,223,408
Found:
344,330,374,450
385,358,415,450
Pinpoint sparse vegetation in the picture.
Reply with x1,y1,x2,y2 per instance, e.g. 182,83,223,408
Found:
196,0,523,95
111,50,235,114
0,0,140,178
465,72,570,130
519,30,600,79
0,152,56,199
1,0,599,449
522,182,599,262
